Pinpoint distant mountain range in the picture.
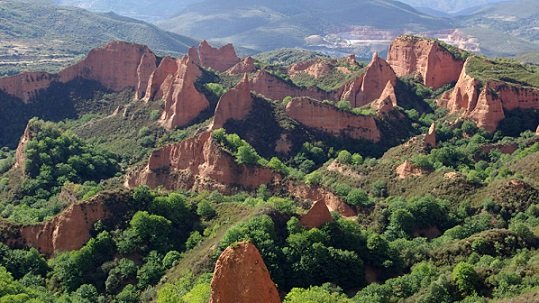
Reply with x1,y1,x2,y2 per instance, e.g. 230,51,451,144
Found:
397,0,510,15
53,0,202,22
156,0,452,55
0,0,197,75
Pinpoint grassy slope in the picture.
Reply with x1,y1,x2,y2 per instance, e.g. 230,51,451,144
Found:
466,56,539,88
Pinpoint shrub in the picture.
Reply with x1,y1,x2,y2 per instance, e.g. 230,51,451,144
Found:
346,189,371,207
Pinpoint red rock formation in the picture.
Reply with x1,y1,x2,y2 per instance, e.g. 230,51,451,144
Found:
441,58,539,132
228,57,257,75
0,41,158,103
288,59,333,79
212,74,253,129
0,72,58,103
60,41,157,92
14,123,34,169
387,36,465,89
19,200,106,256
339,52,397,107
424,123,437,148
345,54,357,65
209,242,281,303
285,97,381,142
286,182,356,217
372,81,397,114
396,161,424,179
299,200,334,229
198,40,240,72
250,70,332,101
126,131,277,192
144,55,209,129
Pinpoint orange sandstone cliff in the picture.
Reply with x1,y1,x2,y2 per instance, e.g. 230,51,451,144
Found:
250,70,332,101
339,53,397,107
285,97,381,142
0,41,157,103
143,54,210,129
126,131,277,192
228,57,257,75
8,192,131,256
387,36,465,89
209,242,281,303
212,74,253,129
440,58,539,132
198,40,241,72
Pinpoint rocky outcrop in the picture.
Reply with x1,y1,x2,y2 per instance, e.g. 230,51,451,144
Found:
396,161,424,179
288,59,333,79
286,182,356,217
198,40,241,72
424,123,437,148
0,41,158,103
14,123,34,169
209,242,281,303
212,74,253,129
371,81,397,114
250,70,332,101
60,41,157,93
228,57,257,75
126,131,277,192
440,58,539,132
536,125,539,136
144,55,209,129
299,200,334,229
339,53,397,107
0,72,59,103
285,97,381,142
19,200,106,256
387,36,465,89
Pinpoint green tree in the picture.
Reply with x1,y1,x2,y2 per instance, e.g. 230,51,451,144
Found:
236,145,261,165
346,189,371,207
196,200,216,220
452,262,479,295
284,286,353,303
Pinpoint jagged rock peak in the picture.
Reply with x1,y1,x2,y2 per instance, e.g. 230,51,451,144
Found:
424,123,437,148
387,35,465,89
209,242,281,303
212,73,253,129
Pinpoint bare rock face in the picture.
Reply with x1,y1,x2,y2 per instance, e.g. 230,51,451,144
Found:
536,125,539,136
371,81,397,114
228,57,257,75
441,59,539,132
0,72,59,103
396,161,424,179
300,200,334,229
250,70,332,101
387,36,465,89
0,41,158,103
209,242,281,303
14,123,34,169
339,52,397,107
144,55,210,129
345,54,357,65
126,131,277,192
60,41,157,92
288,59,333,79
424,123,437,148
19,200,105,256
285,97,381,142
198,40,241,72
286,182,356,217
212,74,253,129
